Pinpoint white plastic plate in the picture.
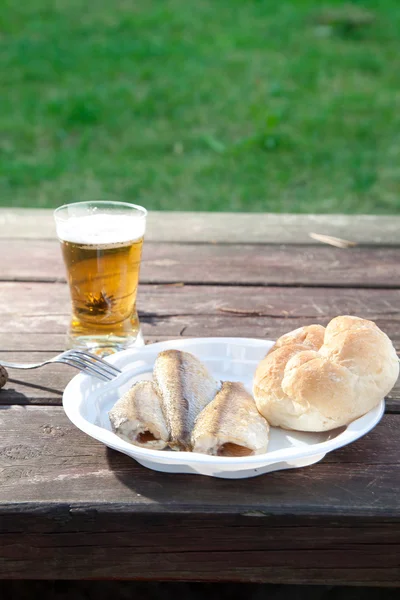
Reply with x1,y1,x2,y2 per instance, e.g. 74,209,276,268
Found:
62,338,384,479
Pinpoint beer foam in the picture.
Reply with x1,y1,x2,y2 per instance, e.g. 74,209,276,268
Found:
56,213,146,245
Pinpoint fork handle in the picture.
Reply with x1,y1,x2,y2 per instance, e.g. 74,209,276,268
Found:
0,361,47,370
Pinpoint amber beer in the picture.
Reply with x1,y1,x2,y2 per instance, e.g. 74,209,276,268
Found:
54,202,147,353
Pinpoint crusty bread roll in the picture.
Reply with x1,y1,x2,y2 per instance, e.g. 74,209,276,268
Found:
253,316,399,432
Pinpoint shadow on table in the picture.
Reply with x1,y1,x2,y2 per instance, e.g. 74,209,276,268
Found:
0,378,63,405
105,447,202,497
105,442,333,504
105,446,315,506
0,386,28,406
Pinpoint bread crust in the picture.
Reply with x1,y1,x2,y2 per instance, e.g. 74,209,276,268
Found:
253,316,399,431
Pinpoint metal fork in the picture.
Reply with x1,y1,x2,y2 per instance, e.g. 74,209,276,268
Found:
0,350,122,382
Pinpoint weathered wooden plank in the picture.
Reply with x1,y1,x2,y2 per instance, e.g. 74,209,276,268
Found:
0,406,398,510
0,334,68,352
143,244,400,288
3,318,400,354
3,312,400,351
0,528,399,584
0,240,64,281
1,208,400,245
136,284,400,322
138,315,400,348
1,282,400,323
2,240,400,288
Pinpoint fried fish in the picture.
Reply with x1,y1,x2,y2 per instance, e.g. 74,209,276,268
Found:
191,381,269,456
109,380,169,449
153,349,220,451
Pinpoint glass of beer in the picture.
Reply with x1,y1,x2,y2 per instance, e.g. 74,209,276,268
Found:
54,201,147,355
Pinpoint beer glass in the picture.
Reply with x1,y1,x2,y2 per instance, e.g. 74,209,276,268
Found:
54,201,147,355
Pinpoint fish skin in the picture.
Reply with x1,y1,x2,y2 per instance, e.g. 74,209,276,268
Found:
191,381,269,456
109,380,170,450
153,349,220,451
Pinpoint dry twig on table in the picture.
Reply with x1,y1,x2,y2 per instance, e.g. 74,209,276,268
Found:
309,233,357,248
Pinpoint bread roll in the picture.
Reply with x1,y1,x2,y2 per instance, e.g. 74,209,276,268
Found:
253,316,399,432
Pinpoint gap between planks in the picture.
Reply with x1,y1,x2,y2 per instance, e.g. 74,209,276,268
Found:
2,277,400,291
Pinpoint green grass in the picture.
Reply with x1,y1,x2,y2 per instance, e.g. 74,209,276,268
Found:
1,0,400,213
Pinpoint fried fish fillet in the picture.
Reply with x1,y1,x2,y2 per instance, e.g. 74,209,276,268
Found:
109,380,169,449
153,350,220,451
191,381,269,456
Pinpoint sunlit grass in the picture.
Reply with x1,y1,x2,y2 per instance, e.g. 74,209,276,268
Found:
0,0,399,213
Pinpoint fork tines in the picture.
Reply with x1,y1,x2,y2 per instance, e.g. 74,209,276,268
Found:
63,350,122,381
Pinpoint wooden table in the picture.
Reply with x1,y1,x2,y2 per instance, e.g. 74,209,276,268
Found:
0,209,399,586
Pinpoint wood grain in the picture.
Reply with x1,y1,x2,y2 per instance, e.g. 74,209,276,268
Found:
0,524,399,584
141,244,400,288
2,314,400,351
0,407,398,583
1,282,400,323
0,406,398,509
2,240,400,287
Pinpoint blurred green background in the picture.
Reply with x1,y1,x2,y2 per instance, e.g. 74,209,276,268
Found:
0,0,399,213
